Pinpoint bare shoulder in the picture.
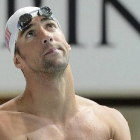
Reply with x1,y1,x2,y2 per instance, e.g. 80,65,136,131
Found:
0,99,28,139
76,95,112,117
0,98,15,120
0,109,12,139
0,99,15,124
75,95,99,108
0,98,19,134
76,95,125,118
101,105,131,139
76,95,119,115
76,95,131,139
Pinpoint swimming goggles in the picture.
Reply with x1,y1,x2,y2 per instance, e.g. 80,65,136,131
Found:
17,6,52,31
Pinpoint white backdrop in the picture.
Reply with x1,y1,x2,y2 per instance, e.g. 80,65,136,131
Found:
0,0,140,98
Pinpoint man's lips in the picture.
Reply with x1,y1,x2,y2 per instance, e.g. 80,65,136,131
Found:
45,48,63,55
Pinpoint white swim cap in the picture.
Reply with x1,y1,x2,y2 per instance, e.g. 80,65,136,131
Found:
5,6,61,57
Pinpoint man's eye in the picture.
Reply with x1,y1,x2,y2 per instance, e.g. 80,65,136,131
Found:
26,31,34,38
47,23,56,29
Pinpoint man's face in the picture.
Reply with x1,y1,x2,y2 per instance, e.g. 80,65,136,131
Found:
16,16,71,75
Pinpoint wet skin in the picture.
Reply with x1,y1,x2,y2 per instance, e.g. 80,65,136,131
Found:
0,96,131,140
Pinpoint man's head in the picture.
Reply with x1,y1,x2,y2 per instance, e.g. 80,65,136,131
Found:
5,6,71,77
5,6,61,57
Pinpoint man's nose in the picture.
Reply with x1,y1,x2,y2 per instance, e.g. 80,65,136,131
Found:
41,29,53,45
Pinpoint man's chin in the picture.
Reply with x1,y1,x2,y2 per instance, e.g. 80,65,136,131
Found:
43,59,68,74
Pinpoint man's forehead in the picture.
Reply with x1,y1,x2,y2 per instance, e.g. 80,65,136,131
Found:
32,16,53,22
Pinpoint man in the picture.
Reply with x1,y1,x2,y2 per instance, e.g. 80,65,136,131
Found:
0,6,131,140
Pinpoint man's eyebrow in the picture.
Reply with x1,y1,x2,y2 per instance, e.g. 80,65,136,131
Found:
20,24,33,37
40,17,54,23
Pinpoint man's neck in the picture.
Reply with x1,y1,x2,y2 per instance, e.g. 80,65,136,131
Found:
17,65,78,124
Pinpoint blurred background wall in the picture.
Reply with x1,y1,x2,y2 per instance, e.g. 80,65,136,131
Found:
0,0,140,139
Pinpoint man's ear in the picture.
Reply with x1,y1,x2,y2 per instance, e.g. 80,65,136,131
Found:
14,54,23,69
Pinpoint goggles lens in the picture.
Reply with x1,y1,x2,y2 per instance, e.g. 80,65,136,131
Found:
38,6,52,17
18,6,52,31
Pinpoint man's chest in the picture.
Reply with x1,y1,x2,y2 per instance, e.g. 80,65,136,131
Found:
7,110,111,140
14,121,110,140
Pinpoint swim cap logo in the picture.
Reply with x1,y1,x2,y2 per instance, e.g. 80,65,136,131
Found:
5,27,11,52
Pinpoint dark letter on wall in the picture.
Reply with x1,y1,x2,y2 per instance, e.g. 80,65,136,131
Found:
7,0,15,19
68,0,77,45
101,0,140,45
34,0,42,7
7,0,42,19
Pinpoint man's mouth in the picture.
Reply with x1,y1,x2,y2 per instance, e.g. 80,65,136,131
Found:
45,48,63,55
